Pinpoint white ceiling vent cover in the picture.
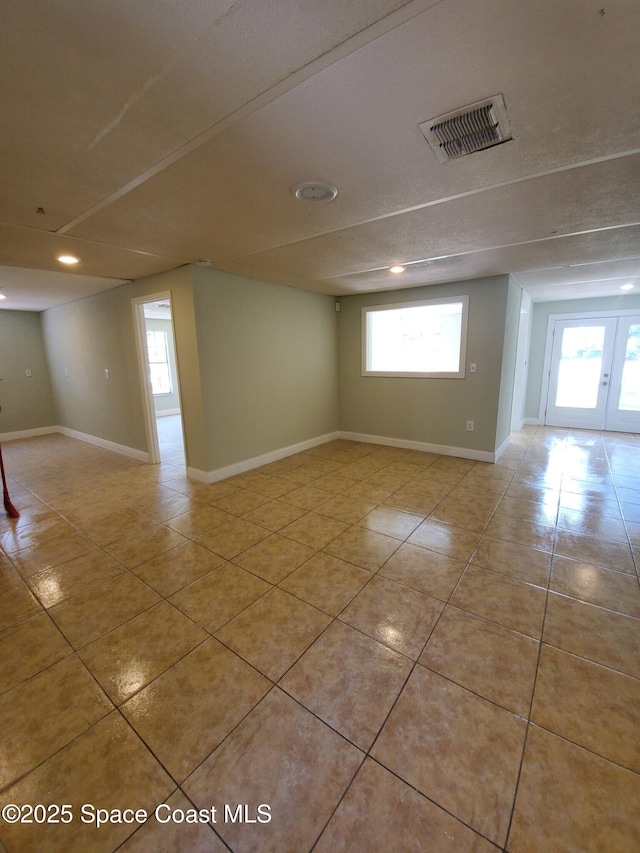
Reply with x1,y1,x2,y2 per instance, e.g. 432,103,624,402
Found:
420,95,512,163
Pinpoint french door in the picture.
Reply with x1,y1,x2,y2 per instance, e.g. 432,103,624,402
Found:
545,315,640,432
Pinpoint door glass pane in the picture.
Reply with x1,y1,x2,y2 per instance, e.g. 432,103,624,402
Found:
618,324,640,411
555,326,604,408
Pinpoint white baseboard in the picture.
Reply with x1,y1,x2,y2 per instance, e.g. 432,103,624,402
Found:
0,426,58,442
522,417,543,426
202,431,342,483
56,427,150,462
494,434,511,462
338,431,499,463
156,409,181,417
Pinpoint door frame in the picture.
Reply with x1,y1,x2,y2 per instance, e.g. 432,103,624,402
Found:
539,307,640,428
132,291,184,464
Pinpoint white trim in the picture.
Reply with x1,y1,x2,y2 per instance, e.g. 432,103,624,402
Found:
201,432,342,483
494,434,511,462
56,426,150,462
361,295,469,379
156,408,181,417
338,431,498,463
0,426,58,442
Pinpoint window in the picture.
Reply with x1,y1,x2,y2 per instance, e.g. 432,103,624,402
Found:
362,295,469,377
146,330,173,395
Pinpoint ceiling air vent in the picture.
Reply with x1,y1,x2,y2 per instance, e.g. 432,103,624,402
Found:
419,94,511,163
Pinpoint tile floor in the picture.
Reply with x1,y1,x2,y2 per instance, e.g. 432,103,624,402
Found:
0,425,639,852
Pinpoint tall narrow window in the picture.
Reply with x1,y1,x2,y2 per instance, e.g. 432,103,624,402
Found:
146,330,173,395
362,295,468,377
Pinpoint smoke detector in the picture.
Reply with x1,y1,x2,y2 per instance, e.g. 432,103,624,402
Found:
294,181,338,203
419,94,512,163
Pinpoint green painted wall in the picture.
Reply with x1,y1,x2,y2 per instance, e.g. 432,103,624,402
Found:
337,275,513,455
0,311,55,434
192,267,339,470
524,293,640,420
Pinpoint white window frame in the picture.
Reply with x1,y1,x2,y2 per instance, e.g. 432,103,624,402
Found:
361,295,469,378
146,329,173,396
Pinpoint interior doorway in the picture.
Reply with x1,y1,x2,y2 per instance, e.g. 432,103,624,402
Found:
132,292,186,468
543,312,640,432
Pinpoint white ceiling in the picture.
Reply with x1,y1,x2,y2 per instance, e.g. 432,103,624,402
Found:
1,0,639,311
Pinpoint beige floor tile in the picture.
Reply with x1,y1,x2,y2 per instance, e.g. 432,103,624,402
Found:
26,548,125,608
281,620,411,749
122,638,270,782
242,498,308,531
245,475,297,499
324,525,400,572
164,504,232,537
372,666,526,847
357,505,424,540
451,566,547,639
132,540,225,596
543,592,640,679
421,605,539,716
0,516,77,554
8,530,95,578
316,493,376,524
0,576,41,630
215,587,331,680
550,555,640,618
532,644,640,772
279,552,371,615
380,542,466,601
484,514,556,551
0,612,72,693
119,790,227,852
170,563,270,633
315,758,497,853
104,524,188,569
0,712,174,853
470,536,551,587
75,507,167,547
407,518,480,562
493,494,558,527
339,575,443,659
557,505,629,541
79,602,208,704
184,688,363,853
49,572,161,649
0,655,112,787
508,725,640,853
280,511,349,549
383,488,442,516
344,480,398,503
429,497,496,533
554,528,636,573
196,516,271,559
280,483,335,509
211,488,270,516
232,533,316,583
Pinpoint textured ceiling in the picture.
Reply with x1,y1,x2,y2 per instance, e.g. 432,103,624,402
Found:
1,0,638,310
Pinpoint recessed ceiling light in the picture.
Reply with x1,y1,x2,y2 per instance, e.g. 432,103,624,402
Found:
57,254,79,264
390,265,405,274
293,181,338,203
194,259,211,267
620,283,635,291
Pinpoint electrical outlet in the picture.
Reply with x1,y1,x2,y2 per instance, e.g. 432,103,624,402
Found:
466,420,475,431
104,368,110,380
64,368,70,377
